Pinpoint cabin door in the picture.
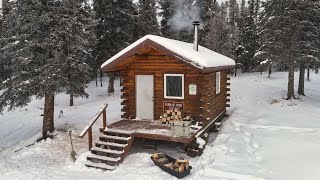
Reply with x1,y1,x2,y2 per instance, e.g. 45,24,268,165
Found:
135,75,154,120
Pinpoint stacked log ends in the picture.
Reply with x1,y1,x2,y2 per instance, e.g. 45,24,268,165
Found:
159,109,183,124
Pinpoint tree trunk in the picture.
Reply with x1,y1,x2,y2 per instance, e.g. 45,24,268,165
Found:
316,68,319,74
307,67,310,81
234,63,237,77
268,66,271,78
42,94,55,139
108,73,115,95
70,92,74,106
298,63,305,96
286,64,295,100
96,70,98,87
100,70,103,87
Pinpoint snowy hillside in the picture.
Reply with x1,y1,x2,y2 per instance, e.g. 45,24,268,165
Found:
0,71,320,180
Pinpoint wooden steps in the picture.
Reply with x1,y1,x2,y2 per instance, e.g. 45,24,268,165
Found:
84,129,134,170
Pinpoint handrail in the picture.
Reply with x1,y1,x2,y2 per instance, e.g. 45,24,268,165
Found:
79,104,108,150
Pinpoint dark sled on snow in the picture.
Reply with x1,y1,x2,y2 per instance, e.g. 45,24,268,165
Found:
150,155,192,179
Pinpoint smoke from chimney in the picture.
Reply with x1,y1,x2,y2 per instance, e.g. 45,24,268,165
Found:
169,0,201,32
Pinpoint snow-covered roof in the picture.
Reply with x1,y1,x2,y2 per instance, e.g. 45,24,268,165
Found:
101,35,235,72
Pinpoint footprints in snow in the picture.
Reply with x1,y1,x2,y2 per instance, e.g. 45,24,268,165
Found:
231,121,262,163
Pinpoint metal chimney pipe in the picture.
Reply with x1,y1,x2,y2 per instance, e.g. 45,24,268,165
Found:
193,21,200,51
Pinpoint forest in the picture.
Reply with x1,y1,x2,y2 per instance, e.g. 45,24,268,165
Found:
0,0,319,139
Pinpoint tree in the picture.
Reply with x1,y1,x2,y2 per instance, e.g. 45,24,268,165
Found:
51,0,95,106
238,0,259,72
0,0,93,138
0,0,12,84
296,0,320,96
137,0,159,37
256,0,319,99
93,0,137,95
159,0,174,38
204,2,233,57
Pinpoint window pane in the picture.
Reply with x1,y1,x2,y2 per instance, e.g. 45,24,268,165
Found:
166,76,182,97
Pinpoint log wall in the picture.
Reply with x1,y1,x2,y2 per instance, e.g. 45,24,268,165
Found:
118,46,229,122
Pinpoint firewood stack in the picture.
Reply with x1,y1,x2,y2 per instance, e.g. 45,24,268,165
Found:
159,109,183,124
152,153,189,173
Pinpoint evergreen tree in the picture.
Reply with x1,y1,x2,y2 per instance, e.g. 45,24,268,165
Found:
159,0,175,38
296,0,320,96
199,0,214,45
0,0,93,138
238,0,259,72
0,0,12,84
137,0,159,37
93,0,137,94
256,0,319,99
50,0,95,106
204,2,233,57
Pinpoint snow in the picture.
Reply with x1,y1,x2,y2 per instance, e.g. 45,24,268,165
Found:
101,35,235,71
1,71,320,180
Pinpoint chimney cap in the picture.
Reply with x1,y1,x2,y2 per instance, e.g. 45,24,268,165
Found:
193,21,200,25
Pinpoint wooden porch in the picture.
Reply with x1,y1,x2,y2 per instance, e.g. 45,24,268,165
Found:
79,104,226,170
107,119,198,144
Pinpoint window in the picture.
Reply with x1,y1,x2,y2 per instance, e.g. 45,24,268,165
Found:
216,72,221,94
164,74,184,99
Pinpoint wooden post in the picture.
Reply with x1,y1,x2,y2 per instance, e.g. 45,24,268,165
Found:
88,127,92,150
103,109,106,130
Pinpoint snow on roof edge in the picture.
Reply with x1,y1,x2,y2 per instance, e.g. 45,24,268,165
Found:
101,35,235,71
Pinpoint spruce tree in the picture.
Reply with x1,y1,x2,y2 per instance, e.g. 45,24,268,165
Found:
137,0,159,37
159,0,175,39
93,0,137,95
238,0,259,72
204,2,233,57
50,0,95,106
256,0,319,99
0,0,93,138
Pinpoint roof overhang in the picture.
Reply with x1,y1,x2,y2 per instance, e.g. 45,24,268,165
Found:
100,36,235,73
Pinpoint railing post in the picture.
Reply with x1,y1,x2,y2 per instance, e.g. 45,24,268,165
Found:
103,108,106,130
88,127,92,151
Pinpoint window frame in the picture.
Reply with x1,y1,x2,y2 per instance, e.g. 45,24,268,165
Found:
164,74,184,100
216,72,221,94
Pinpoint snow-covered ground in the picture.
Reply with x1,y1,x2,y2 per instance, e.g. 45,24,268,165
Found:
0,71,319,180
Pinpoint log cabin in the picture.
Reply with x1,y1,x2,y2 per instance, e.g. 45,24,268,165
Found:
80,22,235,170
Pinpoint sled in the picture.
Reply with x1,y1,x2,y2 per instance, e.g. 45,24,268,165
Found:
150,154,192,179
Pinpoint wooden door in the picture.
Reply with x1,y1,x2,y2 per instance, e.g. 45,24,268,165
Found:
135,75,154,120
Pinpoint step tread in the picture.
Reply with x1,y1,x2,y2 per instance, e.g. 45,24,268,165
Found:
100,134,131,141
104,128,133,135
95,141,128,148
91,147,124,155
85,161,116,170
87,154,121,162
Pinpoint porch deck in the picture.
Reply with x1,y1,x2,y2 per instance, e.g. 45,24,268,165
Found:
107,120,198,144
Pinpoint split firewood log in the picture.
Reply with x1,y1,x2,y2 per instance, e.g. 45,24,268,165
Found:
174,115,179,119
174,109,179,112
178,164,185,172
166,117,171,121
157,157,169,164
152,153,165,159
166,110,171,114
163,113,168,118
177,111,182,116
169,109,173,113
176,159,189,163
164,162,174,170
171,112,175,116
